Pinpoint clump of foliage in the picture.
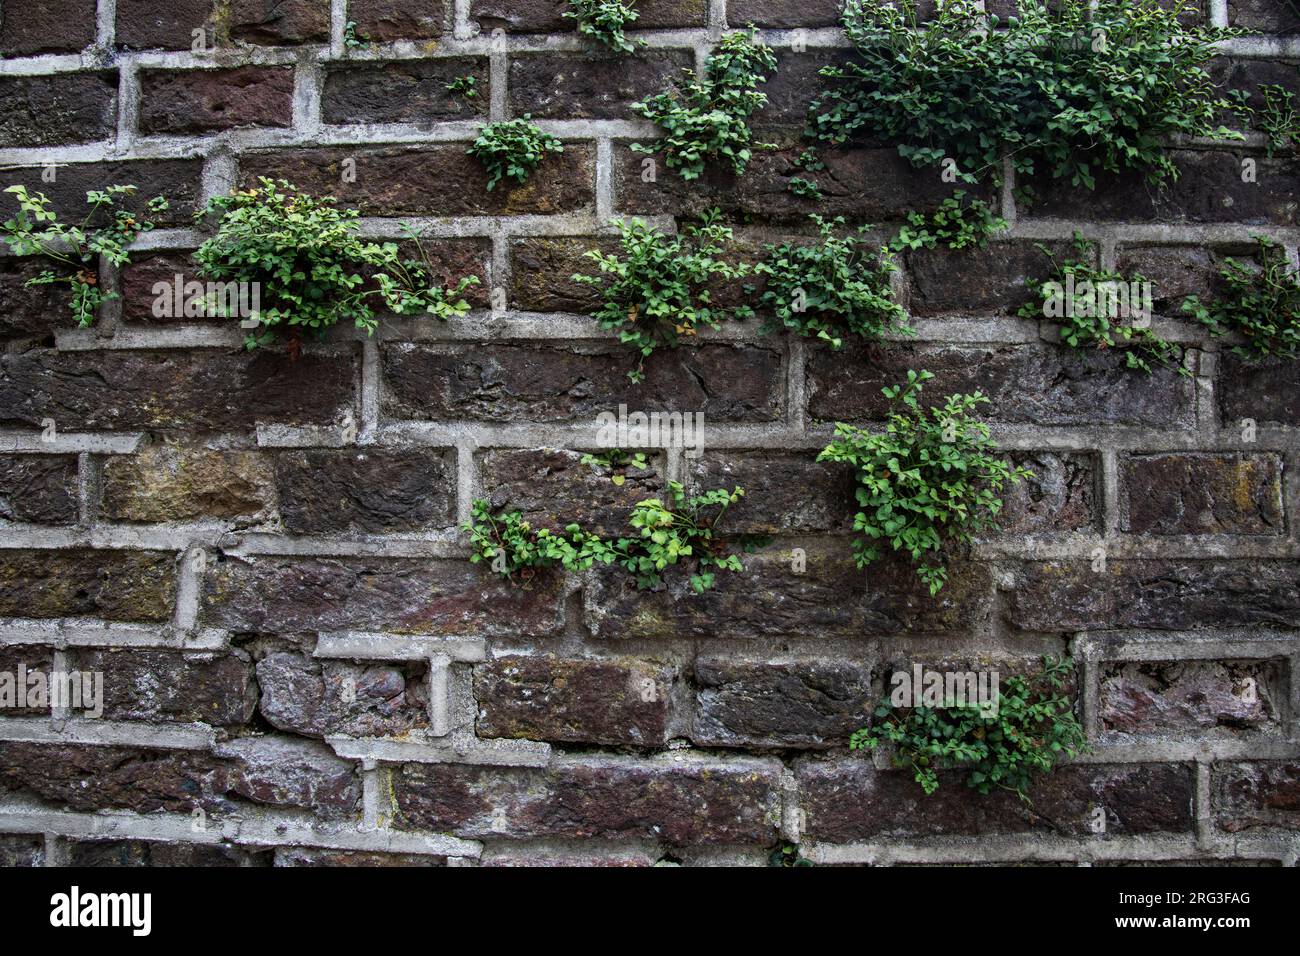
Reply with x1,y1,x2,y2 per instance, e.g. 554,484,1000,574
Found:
193,178,477,349
768,843,815,867
1019,235,1185,374
468,117,564,191
851,657,1087,802
817,370,1029,595
809,0,1238,189
632,28,778,181
1256,85,1300,157
755,215,911,349
343,20,371,49
565,0,643,54
2,184,169,327
465,482,748,593
446,75,478,99
581,449,651,485
573,209,753,381
1182,236,1300,361
890,191,1007,253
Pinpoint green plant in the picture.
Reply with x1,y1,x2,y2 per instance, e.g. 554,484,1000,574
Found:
446,75,478,99
768,843,815,867
468,117,564,191
631,28,778,181
809,0,1238,188
1182,236,1300,361
1,184,169,327
1019,235,1185,374
1256,84,1300,157
817,370,1030,594
755,215,911,349
890,191,1007,252
465,482,749,592
564,0,643,54
851,657,1087,802
343,20,370,49
581,449,651,485
573,209,754,381
193,178,477,349
786,177,823,200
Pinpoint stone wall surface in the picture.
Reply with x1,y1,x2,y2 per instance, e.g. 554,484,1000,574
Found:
0,0,1296,867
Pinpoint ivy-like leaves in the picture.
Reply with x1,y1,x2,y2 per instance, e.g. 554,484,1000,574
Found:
468,117,564,191
1182,236,1300,361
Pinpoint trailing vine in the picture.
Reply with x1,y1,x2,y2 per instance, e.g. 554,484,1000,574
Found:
1182,236,1300,361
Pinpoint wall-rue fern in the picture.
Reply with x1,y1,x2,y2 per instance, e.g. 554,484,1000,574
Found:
818,370,1029,595
851,656,1087,801
573,209,753,381
632,28,778,181
565,0,643,54
194,178,477,349
465,482,749,593
1182,236,1300,361
468,117,564,191
2,184,169,327
809,0,1238,189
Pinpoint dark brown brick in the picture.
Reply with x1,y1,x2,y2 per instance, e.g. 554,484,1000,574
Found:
66,839,269,866
0,257,74,341
116,0,215,50
729,0,846,27
753,50,850,137
274,448,455,533
346,0,450,41
381,342,783,423
471,0,706,33
1120,452,1285,535
0,0,97,56
1101,660,1280,735
1218,353,1300,425
322,58,489,125
1114,243,1236,317
1003,560,1300,632
227,0,330,45
139,67,294,134
0,73,117,148
392,757,781,844
808,344,1195,427
257,651,430,738
1214,761,1300,831
101,444,275,523
1,160,204,226
0,549,175,622
0,454,79,524
508,50,692,120
119,249,215,323
0,349,356,434
687,450,854,534
66,648,257,726
509,236,614,312
240,144,594,216
908,240,1068,317
475,655,673,746
201,554,565,637
1000,452,1098,535
0,645,54,716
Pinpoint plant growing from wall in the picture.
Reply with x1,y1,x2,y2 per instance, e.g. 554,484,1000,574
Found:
631,28,778,181
468,117,564,191
446,75,478,99
565,0,643,54
1019,235,1186,374
889,192,1007,253
809,0,1238,189
1,184,169,327
580,449,651,485
817,370,1030,595
754,215,911,349
573,209,753,381
1181,236,1300,361
850,656,1087,801
193,178,477,349
465,482,748,592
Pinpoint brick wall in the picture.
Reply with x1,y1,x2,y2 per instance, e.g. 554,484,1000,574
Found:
0,0,1297,867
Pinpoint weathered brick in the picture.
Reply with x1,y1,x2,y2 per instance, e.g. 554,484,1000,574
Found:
275,847,447,866
614,144,960,222
1101,661,1280,735
119,249,215,323
1214,761,1300,831
475,655,673,746
274,448,455,533
322,58,489,125
138,67,295,134
507,50,692,120
0,834,44,866
481,846,657,866
240,144,595,216
687,451,854,534
908,240,1071,317
66,648,257,726
0,454,79,524
1003,560,1300,632
0,349,356,434
1114,243,1235,316
509,236,615,312
585,545,993,639
0,73,117,148
392,756,781,844
471,0,706,32
1120,452,1284,535
0,549,175,622
201,554,565,637
753,50,851,137
257,651,430,738
999,452,1098,535
1228,0,1300,33
807,344,1195,427
346,0,450,41
0,160,204,226
381,342,783,423
0,257,73,340
479,448,664,536
798,760,1195,840
101,444,275,523
227,0,330,45
116,0,215,49
1218,353,1300,425
0,0,97,56
693,657,872,749
0,645,54,717
728,0,846,27
66,839,269,866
